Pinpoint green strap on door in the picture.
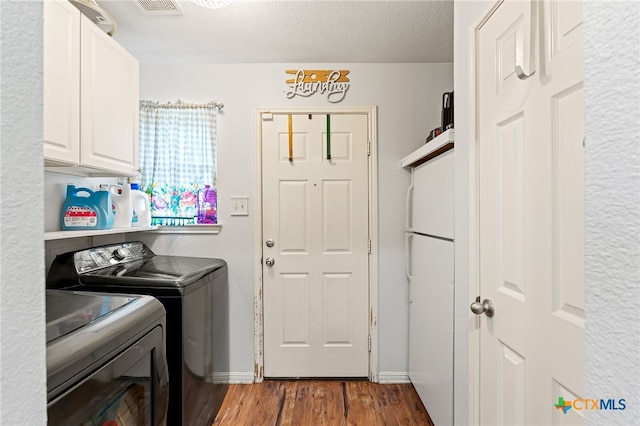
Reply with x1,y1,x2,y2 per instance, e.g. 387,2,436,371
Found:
326,114,331,160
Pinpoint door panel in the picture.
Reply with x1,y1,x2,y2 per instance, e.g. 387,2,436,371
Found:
262,113,369,377
279,181,309,252
322,181,352,252
477,1,584,424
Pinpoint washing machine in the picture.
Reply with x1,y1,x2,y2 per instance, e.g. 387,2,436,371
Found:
47,242,229,426
46,289,169,425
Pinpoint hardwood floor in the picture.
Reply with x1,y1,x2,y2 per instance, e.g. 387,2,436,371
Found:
212,380,434,425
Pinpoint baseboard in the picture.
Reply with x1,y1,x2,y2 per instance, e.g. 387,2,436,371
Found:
224,372,410,384
377,372,411,384
227,372,256,384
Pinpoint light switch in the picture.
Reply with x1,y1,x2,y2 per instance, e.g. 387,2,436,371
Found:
230,196,249,216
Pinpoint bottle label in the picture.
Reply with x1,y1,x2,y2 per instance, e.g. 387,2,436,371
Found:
64,206,97,227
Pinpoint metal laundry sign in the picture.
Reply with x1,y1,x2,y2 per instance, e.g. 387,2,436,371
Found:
284,69,350,103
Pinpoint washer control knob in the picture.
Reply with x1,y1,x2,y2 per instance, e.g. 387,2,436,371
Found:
113,248,128,261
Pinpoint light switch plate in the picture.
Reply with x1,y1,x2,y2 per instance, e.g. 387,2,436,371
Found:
230,196,249,216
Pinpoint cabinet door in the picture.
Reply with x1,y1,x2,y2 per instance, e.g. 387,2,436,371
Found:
411,149,454,239
43,0,80,165
80,16,139,176
408,234,454,426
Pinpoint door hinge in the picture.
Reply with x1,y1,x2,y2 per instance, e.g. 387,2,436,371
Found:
368,335,371,352
368,239,371,254
367,140,371,156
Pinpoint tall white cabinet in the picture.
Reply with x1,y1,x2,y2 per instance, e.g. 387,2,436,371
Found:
43,0,139,177
403,130,455,426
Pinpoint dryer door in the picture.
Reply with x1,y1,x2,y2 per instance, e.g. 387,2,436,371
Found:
47,326,169,426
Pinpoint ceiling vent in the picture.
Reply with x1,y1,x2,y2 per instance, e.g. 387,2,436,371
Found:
136,0,184,15
69,0,116,36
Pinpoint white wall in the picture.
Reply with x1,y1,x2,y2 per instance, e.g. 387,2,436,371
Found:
583,1,640,423
0,2,47,425
132,63,453,378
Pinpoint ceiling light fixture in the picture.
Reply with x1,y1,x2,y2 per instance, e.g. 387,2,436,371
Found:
190,0,232,9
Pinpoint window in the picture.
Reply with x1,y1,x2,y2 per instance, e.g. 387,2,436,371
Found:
138,100,221,226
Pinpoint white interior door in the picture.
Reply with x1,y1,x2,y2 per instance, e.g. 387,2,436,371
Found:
262,112,370,377
476,0,584,424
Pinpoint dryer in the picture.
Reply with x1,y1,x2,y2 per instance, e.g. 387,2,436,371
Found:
46,289,169,425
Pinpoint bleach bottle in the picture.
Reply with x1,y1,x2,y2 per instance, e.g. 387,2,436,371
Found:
130,183,152,227
109,184,133,228
61,185,113,230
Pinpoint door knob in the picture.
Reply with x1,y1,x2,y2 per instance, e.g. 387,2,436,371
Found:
470,296,494,317
265,257,275,267
265,239,275,248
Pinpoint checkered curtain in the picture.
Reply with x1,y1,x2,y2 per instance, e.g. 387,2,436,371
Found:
139,100,218,220
139,100,217,188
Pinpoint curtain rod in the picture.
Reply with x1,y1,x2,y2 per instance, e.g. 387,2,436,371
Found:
140,99,224,111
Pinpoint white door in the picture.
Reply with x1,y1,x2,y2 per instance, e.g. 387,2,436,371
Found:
476,0,584,424
262,112,370,377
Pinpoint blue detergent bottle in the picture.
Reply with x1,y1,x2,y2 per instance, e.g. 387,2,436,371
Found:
61,184,114,230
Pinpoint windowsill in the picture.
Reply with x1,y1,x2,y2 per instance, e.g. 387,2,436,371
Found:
144,224,222,235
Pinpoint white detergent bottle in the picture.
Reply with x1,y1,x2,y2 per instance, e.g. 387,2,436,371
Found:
130,183,152,227
109,183,133,228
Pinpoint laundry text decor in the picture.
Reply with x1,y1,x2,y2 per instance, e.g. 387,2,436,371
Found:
284,70,350,103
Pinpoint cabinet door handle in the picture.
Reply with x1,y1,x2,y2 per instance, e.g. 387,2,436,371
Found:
516,0,537,80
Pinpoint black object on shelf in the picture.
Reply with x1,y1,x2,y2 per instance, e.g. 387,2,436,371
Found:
426,127,442,143
441,91,454,131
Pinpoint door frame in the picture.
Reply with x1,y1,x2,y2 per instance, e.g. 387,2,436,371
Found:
468,1,504,424
252,106,379,382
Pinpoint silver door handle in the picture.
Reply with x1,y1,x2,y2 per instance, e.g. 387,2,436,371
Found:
515,0,537,80
470,296,494,317
265,257,275,267
266,239,275,248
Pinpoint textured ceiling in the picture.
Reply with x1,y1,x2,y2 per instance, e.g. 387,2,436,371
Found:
97,0,454,63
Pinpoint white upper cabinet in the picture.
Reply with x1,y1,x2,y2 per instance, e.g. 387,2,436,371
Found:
79,16,139,176
43,0,80,165
43,0,140,177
